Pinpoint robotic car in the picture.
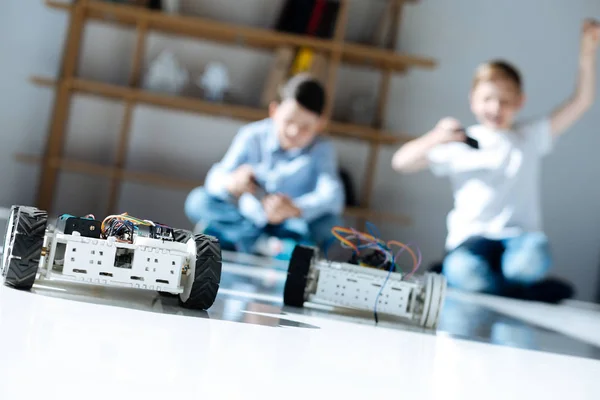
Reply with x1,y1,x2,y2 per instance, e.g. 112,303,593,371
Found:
283,245,447,329
1,205,222,310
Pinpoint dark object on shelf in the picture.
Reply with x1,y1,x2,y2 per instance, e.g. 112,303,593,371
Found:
105,0,154,7
276,0,316,34
147,0,162,10
315,1,339,39
276,0,339,39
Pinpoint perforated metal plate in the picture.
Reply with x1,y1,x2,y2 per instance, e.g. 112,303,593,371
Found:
59,236,187,292
311,265,420,319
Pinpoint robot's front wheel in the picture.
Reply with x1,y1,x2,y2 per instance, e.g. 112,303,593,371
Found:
420,273,447,329
283,245,315,307
179,233,222,310
1,205,48,290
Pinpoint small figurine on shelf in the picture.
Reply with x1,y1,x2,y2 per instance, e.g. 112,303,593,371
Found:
143,50,189,95
197,62,230,102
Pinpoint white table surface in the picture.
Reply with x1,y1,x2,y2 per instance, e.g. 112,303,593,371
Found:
1,259,600,400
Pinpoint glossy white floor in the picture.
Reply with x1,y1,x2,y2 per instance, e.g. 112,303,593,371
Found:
1,251,600,400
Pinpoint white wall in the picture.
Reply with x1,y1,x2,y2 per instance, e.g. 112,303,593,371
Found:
2,0,600,301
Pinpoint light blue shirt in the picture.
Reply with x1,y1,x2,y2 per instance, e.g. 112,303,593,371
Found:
205,118,345,227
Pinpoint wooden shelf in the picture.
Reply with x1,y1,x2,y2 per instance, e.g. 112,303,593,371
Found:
16,153,411,225
33,0,428,227
31,76,411,145
45,0,437,73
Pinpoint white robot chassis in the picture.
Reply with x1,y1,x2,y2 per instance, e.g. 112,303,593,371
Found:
1,205,222,310
283,245,447,329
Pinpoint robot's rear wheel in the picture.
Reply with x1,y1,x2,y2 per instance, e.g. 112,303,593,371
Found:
2,205,48,290
283,245,315,307
172,228,192,244
179,233,222,310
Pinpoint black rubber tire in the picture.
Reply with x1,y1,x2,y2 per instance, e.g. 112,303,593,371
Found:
283,245,315,307
173,228,192,244
179,233,222,310
3,206,48,290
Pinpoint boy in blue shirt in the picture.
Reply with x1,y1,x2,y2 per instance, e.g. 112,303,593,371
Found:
185,74,345,256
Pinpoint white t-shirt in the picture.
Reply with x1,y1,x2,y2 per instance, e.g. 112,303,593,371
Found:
427,117,554,250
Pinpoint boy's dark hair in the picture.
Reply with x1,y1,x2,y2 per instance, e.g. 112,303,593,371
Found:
279,73,326,116
473,60,522,92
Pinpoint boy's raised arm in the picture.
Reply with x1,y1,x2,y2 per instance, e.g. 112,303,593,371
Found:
550,19,600,137
392,118,466,174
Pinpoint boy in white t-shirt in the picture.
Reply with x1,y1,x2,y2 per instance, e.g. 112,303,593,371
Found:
392,20,600,296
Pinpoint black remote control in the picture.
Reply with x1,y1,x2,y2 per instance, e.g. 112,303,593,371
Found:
455,128,479,149
465,135,479,149
250,176,268,200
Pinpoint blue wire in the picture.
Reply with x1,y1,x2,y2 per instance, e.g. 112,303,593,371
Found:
374,259,395,324
361,221,394,324
366,221,381,239
328,222,399,323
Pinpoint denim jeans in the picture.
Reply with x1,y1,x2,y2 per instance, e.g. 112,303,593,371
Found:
442,232,552,295
184,186,342,253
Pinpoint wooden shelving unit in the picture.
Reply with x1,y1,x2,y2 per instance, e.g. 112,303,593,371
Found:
28,0,437,226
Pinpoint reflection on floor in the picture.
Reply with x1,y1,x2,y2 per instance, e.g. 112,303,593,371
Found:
24,250,600,361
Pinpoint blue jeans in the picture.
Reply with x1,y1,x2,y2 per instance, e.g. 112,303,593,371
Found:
184,187,342,253
442,232,551,295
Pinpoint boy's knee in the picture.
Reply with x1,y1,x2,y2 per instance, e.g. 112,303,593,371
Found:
502,232,551,284
184,187,217,223
443,249,495,292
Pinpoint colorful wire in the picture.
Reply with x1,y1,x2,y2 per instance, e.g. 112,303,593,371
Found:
328,223,423,324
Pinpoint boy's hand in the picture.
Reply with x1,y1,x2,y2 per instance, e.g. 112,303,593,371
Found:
262,194,301,225
225,164,257,197
581,19,600,56
430,117,467,144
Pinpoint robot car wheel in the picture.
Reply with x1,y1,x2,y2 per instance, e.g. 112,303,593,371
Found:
283,245,315,307
2,205,48,290
178,233,222,310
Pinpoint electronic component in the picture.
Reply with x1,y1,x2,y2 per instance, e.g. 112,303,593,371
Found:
133,224,174,241
134,224,152,239
349,250,395,272
55,215,102,239
151,225,174,241
101,213,175,243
